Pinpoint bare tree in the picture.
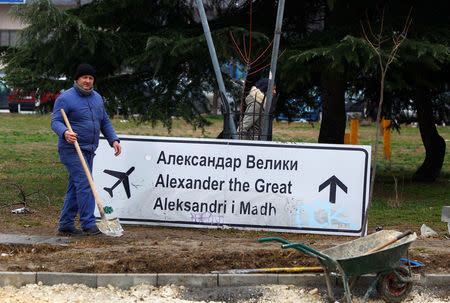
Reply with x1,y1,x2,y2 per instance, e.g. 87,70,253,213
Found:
229,1,274,139
360,7,412,234
0,182,50,213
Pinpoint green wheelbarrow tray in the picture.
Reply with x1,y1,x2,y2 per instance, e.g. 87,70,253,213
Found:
259,230,418,303
319,230,417,276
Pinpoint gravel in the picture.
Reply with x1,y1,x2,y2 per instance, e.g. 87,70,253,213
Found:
0,283,448,303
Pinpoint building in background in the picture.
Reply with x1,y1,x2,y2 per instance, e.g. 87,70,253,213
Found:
0,0,25,47
0,0,90,110
0,0,91,48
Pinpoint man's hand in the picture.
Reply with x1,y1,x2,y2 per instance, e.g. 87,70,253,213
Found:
64,130,78,143
113,141,121,157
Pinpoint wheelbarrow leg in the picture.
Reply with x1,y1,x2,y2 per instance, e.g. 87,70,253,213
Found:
341,274,352,303
361,275,380,303
323,268,336,302
324,271,354,303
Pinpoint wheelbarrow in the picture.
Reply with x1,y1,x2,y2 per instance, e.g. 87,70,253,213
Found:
259,230,418,303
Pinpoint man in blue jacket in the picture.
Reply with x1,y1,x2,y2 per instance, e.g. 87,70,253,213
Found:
51,63,121,236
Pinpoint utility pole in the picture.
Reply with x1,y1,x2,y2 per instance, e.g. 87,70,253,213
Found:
196,0,238,139
261,0,285,141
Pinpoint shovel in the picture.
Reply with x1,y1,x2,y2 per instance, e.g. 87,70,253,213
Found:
60,108,123,237
365,230,412,254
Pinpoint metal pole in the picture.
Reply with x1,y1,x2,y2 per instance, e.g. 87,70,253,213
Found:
261,0,285,141
196,0,238,139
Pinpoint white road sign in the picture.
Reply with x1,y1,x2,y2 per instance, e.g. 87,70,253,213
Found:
93,135,371,236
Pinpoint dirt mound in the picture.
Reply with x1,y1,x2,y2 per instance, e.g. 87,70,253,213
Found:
0,225,448,274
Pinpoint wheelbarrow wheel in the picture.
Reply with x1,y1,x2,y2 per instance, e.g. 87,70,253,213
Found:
376,265,413,303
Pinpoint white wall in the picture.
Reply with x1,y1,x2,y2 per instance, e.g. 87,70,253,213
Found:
0,5,26,30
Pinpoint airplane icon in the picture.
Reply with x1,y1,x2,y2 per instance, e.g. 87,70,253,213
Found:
103,167,135,199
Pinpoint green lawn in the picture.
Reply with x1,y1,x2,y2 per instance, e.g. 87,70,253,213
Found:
0,113,448,233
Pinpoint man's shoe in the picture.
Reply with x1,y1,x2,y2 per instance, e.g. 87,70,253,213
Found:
83,225,101,236
58,226,83,236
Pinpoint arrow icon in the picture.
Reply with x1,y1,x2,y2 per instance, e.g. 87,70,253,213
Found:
318,175,348,204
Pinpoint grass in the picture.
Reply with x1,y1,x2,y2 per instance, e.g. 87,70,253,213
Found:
0,113,449,233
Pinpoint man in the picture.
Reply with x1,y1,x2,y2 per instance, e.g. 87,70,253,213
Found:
51,63,121,236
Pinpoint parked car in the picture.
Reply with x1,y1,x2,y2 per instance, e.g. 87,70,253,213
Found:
389,92,449,125
432,91,450,125
398,102,416,124
277,97,322,122
8,89,60,113
345,90,367,119
278,88,367,122
389,98,417,124
277,87,322,122
0,79,10,110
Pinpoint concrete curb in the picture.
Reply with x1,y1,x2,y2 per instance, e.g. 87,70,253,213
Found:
0,272,449,289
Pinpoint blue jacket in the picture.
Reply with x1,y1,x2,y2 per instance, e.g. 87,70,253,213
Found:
51,85,119,153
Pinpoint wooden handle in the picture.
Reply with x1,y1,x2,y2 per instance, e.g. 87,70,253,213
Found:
366,230,412,254
60,108,106,218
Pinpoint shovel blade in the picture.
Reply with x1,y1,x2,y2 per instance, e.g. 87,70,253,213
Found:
96,218,123,237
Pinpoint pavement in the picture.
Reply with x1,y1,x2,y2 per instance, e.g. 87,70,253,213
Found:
0,234,74,246
0,233,449,290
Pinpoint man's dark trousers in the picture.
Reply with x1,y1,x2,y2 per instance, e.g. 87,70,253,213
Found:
58,148,97,230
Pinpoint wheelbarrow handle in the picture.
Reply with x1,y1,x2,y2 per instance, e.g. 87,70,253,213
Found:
259,238,335,264
259,238,348,282
281,243,348,280
282,243,334,263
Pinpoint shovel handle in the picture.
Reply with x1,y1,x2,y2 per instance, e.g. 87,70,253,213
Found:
366,230,412,254
60,108,106,218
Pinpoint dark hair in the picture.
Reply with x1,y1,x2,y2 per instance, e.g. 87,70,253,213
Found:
255,78,269,93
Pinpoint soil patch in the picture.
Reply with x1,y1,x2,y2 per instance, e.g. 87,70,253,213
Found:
0,224,448,275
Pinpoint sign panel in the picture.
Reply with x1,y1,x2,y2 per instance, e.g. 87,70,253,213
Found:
0,1,26,3
93,135,371,236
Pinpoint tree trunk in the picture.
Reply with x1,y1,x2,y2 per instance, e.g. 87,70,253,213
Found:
318,73,346,144
413,87,446,181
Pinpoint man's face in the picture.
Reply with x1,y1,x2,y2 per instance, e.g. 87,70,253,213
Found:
76,75,94,90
